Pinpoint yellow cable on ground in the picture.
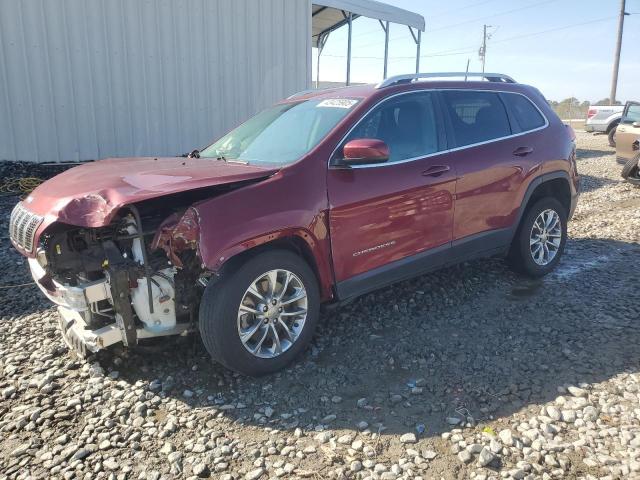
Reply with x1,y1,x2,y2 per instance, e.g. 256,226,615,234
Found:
0,177,43,197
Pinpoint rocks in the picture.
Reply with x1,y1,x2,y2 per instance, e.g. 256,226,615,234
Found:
314,432,332,444
489,439,502,454
70,446,95,461
10,444,30,457
245,467,265,480
446,417,461,425
192,463,210,477
567,386,588,398
499,429,514,447
583,405,598,422
458,450,472,463
399,433,417,444
356,420,369,430
320,414,336,424
546,406,561,421
477,447,495,467
337,433,354,444
2,386,16,399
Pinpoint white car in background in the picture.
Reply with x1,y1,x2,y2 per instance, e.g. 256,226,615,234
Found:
585,105,625,147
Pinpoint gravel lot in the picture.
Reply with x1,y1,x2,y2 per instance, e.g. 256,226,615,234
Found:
1,131,639,480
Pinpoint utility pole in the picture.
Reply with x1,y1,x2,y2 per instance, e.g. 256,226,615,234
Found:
479,24,491,74
610,0,628,104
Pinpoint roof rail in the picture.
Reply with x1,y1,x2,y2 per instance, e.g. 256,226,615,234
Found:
375,72,516,89
287,88,319,100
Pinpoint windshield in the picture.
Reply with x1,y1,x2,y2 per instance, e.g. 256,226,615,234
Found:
200,98,360,165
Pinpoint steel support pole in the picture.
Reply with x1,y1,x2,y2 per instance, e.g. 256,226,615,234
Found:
316,41,321,89
415,29,421,74
346,13,352,86
383,21,389,79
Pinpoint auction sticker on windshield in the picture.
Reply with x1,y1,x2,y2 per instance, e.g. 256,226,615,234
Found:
317,99,358,109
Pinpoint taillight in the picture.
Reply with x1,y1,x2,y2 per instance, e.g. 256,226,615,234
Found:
587,108,597,119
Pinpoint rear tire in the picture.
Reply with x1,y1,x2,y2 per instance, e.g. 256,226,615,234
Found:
608,124,618,147
199,250,319,376
508,197,568,277
621,154,640,186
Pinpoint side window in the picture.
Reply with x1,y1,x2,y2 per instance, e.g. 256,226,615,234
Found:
441,91,511,147
502,93,546,132
342,93,440,163
622,104,640,125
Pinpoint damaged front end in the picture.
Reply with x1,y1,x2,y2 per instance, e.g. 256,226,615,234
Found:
12,202,203,357
151,207,201,268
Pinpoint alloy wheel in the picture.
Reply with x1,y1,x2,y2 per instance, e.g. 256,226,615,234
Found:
529,209,562,266
237,269,308,359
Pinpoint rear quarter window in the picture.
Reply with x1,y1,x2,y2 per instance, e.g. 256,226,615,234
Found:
441,91,511,147
502,93,546,132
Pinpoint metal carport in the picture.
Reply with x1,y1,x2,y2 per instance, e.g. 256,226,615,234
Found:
312,0,426,86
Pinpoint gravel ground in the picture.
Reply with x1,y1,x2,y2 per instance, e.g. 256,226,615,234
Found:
1,131,639,480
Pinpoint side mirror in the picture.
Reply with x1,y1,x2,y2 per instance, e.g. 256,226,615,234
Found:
340,139,389,166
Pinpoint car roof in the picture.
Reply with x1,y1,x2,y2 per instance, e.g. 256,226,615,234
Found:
284,80,540,104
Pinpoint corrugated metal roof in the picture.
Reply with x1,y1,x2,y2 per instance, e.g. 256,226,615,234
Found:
312,0,425,43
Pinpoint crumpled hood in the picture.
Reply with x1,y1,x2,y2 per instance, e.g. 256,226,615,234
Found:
23,156,278,227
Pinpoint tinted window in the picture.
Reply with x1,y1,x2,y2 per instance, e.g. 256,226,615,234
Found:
502,93,546,131
441,91,511,147
343,92,440,163
622,104,640,125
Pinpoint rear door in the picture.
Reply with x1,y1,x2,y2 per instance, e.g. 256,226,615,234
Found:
327,91,456,293
616,101,640,162
439,90,547,243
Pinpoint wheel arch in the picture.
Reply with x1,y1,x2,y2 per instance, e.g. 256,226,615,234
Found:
210,230,334,301
513,171,573,236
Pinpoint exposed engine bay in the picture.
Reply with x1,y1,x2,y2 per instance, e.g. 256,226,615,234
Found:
30,203,205,356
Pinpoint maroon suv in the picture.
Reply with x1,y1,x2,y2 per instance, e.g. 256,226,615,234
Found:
10,72,579,375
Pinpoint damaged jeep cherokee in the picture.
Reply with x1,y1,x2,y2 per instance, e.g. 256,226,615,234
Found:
10,73,579,375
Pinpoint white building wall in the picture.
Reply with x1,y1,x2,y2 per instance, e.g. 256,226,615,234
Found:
0,0,311,163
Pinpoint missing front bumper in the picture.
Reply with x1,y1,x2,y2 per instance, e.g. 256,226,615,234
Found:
57,306,190,357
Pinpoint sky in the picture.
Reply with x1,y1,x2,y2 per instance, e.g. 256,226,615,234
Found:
313,0,640,103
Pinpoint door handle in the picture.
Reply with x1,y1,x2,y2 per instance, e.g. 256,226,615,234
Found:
513,146,534,157
421,165,450,177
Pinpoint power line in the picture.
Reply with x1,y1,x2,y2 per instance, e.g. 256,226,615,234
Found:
353,0,558,50
489,15,617,46
428,0,500,20
428,0,558,33
319,15,619,63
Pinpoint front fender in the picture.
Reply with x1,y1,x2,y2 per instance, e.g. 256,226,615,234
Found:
190,168,334,300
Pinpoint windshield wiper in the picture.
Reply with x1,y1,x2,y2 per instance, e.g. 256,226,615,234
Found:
202,149,248,164
211,149,229,162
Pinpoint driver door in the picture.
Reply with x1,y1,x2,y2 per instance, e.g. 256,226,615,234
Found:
327,91,456,298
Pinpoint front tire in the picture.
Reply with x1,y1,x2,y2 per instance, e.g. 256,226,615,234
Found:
508,197,568,277
199,250,320,376
621,154,640,186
